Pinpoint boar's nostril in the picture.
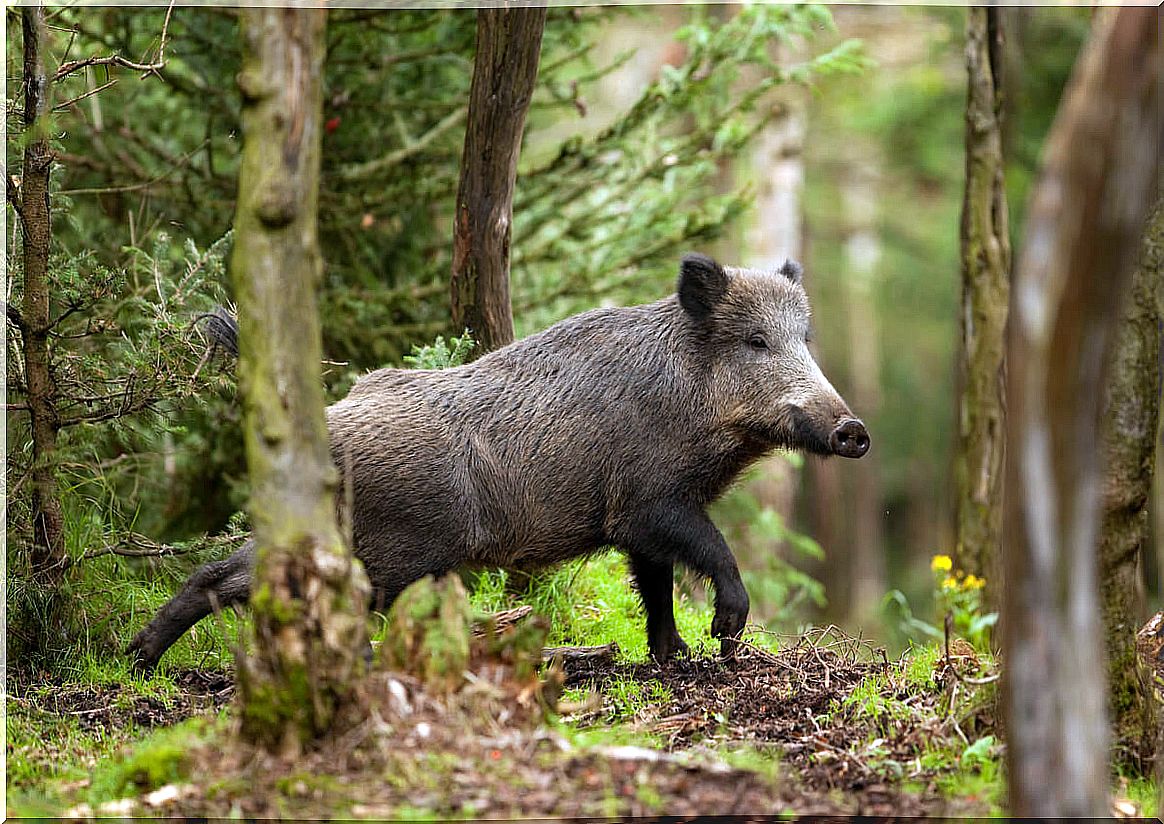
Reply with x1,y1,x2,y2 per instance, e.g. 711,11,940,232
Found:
830,418,870,459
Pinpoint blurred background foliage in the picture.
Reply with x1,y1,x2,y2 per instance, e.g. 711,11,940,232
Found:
6,4,1106,664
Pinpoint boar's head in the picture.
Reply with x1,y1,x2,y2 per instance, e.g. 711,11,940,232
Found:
678,253,870,459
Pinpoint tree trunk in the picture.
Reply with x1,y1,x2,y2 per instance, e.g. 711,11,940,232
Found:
231,6,370,757
841,157,887,627
740,95,806,591
954,7,1010,587
1100,192,1161,769
450,7,547,355
19,3,67,584
1001,7,1160,816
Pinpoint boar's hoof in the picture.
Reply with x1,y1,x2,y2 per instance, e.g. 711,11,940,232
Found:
830,418,870,458
126,636,159,674
711,602,748,645
649,631,690,663
718,636,743,659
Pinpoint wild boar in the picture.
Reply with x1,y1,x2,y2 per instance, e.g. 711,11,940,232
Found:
128,253,868,670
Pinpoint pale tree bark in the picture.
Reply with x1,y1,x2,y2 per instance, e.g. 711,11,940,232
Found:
738,93,807,595
17,3,67,584
1002,7,1160,816
1099,192,1161,769
954,7,1010,587
841,157,887,627
450,7,547,355
231,7,369,757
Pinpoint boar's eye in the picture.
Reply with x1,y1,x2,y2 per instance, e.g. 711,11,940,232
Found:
747,334,769,351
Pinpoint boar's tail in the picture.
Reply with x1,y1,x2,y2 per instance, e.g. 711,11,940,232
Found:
194,305,239,366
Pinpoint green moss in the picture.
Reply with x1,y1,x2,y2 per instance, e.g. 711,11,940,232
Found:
88,715,219,802
274,771,348,799
1119,774,1158,817
250,580,301,625
554,719,666,751
239,663,316,743
383,575,474,691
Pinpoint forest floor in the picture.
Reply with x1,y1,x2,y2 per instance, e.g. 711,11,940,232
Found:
9,559,1160,820
8,624,1027,819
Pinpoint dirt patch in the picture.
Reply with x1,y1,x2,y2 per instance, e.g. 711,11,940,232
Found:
156,667,862,819
563,629,992,815
565,632,880,753
10,669,234,732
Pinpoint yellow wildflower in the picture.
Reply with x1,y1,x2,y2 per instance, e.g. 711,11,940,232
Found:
941,576,958,591
963,574,985,590
931,555,953,573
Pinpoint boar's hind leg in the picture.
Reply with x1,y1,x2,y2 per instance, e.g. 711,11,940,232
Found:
629,554,690,662
126,541,254,672
619,505,749,655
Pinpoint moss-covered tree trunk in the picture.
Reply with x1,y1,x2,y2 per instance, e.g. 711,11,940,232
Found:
231,7,369,757
18,3,67,584
954,7,1010,586
450,7,547,355
1099,192,1161,768
1001,7,1160,816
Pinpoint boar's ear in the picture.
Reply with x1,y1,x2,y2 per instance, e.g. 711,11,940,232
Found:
778,259,804,285
678,253,729,321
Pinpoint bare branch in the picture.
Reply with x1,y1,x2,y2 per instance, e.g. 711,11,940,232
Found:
53,0,175,82
79,529,245,563
53,77,118,112
55,54,157,83
46,300,85,331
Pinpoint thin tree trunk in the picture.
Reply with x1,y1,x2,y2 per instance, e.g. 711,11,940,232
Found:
1100,192,1161,768
841,158,886,627
805,451,846,622
954,7,1010,587
19,3,67,584
231,6,369,757
450,7,547,355
740,95,806,587
1002,7,1160,816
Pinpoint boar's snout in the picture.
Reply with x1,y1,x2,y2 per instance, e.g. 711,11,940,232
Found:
830,418,870,458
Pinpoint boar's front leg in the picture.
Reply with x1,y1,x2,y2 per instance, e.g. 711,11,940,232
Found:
127,541,254,671
628,553,689,662
619,504,749,657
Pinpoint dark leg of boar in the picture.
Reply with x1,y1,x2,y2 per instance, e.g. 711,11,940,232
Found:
618,503,749,657
126,541,254,671
629,554,690,661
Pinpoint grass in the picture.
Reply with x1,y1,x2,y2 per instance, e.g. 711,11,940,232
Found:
1119,774,1159,818
7,489,243,815
467,550,717,661
9,495,244,678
